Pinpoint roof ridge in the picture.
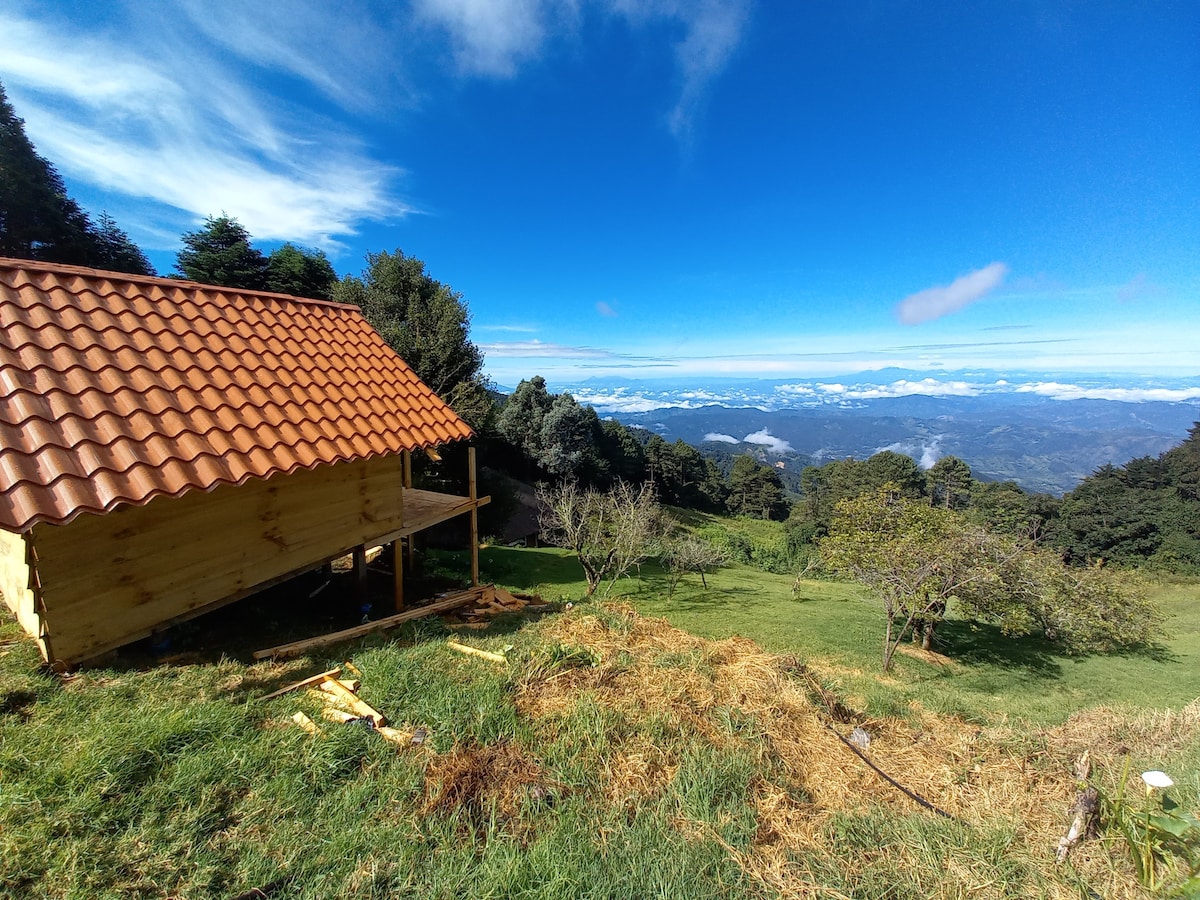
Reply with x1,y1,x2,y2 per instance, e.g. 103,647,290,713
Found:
0,256,361,312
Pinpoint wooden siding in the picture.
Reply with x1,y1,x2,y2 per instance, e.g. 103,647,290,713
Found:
0,529,44,657
29,455,409,665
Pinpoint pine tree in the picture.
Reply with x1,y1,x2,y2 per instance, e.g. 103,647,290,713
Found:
175,215,268,288
94,213,155,275
0,82,98,265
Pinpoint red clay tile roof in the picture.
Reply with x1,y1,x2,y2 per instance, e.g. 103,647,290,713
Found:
0,258,474,531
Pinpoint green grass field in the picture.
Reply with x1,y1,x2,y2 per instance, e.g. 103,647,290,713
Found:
1,538,1197,899
480,543,1200,725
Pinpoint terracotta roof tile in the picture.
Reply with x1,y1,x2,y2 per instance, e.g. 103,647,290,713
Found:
0,258,474,530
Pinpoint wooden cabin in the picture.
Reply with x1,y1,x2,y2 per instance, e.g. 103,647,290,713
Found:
0,258,488,667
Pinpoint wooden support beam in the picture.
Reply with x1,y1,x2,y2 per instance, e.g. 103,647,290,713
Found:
469,446,480,587
253,585,493,660
402,450,412,488
424,447,442,462
393,539,404,613
352,545,368,600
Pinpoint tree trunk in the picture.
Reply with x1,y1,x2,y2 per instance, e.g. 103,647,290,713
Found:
921,621,935,651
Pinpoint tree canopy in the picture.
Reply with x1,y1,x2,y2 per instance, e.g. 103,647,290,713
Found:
1050,423,1200,572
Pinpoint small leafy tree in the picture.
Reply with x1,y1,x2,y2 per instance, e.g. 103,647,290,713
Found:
822,484,1165,671
537,481,663,596
820,484,1017,670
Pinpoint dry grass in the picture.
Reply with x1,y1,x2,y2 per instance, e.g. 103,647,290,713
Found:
506,603,1199,899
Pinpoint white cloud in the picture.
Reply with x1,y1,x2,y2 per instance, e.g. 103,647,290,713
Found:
479,323,540,332
742,428,792,453
837,379,980,400
703,432,740,443
1015,383,1200,402
596,300,618,317
895,262,1009,325
0,11,401,250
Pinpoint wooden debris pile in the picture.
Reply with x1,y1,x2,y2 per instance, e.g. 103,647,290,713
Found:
443,586,545,630
265,665,429,748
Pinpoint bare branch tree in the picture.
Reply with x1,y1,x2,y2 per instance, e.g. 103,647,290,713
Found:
537,481,663,596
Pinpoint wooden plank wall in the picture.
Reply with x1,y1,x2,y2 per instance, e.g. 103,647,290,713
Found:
0,529,43,655
29,455,406,664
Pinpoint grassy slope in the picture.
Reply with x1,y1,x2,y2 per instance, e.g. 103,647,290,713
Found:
2,536,1197,899
480,544,1200,726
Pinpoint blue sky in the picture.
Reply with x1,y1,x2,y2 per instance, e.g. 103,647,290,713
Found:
2,1,1197,389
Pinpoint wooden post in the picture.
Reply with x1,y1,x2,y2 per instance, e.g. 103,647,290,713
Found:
469,446,480,587
352,545,368,600
392,539,404,613
402,450,415,569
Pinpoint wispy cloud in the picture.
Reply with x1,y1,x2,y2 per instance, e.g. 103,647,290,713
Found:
1115,273,1164,303
596,300,618,317
480,339,632,359
661,0,752,140
413,0,551,77
419,0,751,137
479,323,541,333
895,262,1009,325
704,432,740,443
0,10,401,250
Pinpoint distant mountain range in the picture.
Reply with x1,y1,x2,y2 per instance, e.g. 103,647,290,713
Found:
533,370,1200,495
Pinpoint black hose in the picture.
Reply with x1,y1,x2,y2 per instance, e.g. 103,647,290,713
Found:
825,722,966,825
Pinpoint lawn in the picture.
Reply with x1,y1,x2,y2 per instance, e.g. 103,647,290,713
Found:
0,542,1197,899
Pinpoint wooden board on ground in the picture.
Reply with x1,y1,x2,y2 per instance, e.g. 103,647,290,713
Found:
317,676,387,726
253,586,496,660
258,667,342,701
447,641,507,664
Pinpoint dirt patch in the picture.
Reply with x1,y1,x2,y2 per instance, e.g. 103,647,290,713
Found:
423,740,554,836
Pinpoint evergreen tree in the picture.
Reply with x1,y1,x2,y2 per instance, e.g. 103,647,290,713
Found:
334,250,485,406
94,213,154,275
265,242,336,299
926,455,973,509
0,82,99,265
175,215,268,289
728,455,789,520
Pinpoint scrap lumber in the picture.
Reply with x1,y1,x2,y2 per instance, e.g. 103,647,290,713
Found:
317,679,360,695
252,586,493,659
322,705,419,747
258,667,343,701
447,641,507,664
318,675,386,726
290,711,320,735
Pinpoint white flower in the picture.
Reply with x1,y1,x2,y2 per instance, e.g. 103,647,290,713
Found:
1141,771,1174,790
